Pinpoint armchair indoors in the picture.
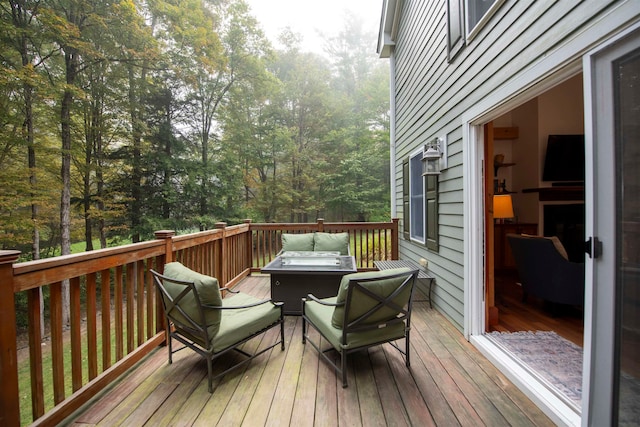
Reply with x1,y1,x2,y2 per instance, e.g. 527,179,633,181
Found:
151,262,284,392
301,268,418,387
507,234,585,307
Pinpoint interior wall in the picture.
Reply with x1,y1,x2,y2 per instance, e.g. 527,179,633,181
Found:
537,74,585,183
511,99,540,225
493,74,584,228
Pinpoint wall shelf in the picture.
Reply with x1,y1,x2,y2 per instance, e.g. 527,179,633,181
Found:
522,186,584,201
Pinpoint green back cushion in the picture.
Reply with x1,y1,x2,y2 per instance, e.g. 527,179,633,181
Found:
331,268,412,328
162,262,223,336
281,233,314,252
314,232,350,255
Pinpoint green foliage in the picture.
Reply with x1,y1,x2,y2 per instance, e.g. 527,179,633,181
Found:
0,0,390,254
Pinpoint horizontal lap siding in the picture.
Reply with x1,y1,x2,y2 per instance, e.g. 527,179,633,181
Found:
393,0,616,331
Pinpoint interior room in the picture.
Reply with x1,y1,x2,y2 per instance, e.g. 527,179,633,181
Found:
487,74,585,347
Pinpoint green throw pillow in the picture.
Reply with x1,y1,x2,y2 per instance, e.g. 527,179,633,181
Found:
162,262,223,337
331,267,412,328
281,233,315,252
313,232,350,255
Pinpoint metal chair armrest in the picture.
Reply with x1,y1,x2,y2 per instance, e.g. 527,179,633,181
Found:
203,298,281,311
304,294,344,306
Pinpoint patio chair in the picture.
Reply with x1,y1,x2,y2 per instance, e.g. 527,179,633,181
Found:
151,262,285,392
301,267,418,387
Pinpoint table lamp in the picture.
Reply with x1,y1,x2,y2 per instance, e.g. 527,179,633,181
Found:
493,194,514,223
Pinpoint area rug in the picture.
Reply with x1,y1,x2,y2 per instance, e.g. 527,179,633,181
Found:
487,331,583,407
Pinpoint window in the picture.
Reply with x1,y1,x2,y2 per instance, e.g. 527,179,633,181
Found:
447,0,465,61
447,0,504,60
403,151,439,250
409,151,425,242
466,0,504,38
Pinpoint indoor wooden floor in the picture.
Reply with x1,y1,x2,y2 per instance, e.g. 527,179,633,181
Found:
66,275,554,427
492,272,585,347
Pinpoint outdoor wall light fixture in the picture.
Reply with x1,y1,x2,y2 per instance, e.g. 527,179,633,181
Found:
422,136,448,175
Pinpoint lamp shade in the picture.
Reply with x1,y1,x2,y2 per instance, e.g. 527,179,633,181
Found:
493,194,514,219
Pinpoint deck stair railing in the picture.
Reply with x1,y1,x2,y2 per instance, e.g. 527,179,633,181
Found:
0,219,398,426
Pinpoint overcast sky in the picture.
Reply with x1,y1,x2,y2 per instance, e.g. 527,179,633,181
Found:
244,0,383,55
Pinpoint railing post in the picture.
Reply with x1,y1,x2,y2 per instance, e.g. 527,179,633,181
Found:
154,231,175,337
244,219,253,271
391,218,400,260
215,222,227,286
0,250,21,427
316,218,325,232
155,230,176,265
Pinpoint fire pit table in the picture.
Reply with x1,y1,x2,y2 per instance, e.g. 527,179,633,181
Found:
261,251,357,315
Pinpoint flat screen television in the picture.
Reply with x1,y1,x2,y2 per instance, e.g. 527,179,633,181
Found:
542,134,585,183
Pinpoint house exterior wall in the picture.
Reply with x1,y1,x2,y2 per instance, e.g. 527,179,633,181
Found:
383,0,632,332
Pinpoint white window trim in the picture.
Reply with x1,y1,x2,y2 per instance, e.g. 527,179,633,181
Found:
466,0,506,41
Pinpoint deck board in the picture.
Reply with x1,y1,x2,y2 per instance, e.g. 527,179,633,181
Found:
67,275,554,427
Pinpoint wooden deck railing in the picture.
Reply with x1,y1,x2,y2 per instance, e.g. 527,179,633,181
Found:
250,218,399,270
0,219,398,426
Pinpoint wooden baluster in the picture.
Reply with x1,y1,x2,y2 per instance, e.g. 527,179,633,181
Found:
86,273,98,380
50,280,65,404
136,260,144,346
215,222,227,287
145,262,154,340
101,268,111,370
126,263,135,353
154,255,165,335
114,265,124,361
28,286,45,420
391,218,400,260
70,276,82,392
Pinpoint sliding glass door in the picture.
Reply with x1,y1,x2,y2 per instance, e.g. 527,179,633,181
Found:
584,24,640,426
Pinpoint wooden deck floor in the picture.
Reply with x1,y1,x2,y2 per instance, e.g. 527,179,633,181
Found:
68,275,554,427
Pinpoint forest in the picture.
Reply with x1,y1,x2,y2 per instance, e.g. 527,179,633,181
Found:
0,0,391,262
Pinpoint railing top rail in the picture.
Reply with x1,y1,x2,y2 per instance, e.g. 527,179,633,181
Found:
12,240,165,292
249,221,396,231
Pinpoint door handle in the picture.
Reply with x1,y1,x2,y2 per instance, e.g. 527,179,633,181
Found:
585,236,603,259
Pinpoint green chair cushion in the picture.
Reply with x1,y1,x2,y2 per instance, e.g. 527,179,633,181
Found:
305,297,406,350
331,267,412,328
281,233,315,252
213,292,281,352
162,262,223,337
313,232,350,255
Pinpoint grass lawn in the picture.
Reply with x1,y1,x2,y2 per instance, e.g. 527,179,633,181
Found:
18,308,146,426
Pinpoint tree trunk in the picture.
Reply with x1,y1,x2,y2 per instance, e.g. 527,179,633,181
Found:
128,64,142,243
84,129,93,251
97,129,106,248
59,48,79,325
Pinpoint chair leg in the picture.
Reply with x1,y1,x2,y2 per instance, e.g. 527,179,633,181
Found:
280,320,285,350
207,356,213,393
168,332,173,365
341,350,348,388
405,332,411,367
302,317,306,344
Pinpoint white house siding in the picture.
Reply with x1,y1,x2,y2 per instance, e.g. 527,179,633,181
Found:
389,0,620,332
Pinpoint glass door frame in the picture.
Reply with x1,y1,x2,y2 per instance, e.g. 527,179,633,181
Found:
582,22,640,426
